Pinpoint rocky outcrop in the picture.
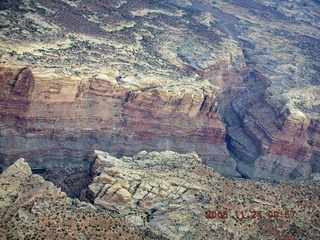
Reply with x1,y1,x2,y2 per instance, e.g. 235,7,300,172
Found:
86,150,320,239
88,150,208,215
1,153,319,239
0,158,144,239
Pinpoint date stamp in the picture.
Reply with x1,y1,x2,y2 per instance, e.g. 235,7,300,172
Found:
205,210,296,219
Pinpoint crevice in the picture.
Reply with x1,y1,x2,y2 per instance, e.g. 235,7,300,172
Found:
199,95,208,113
10,67,29,92
146,208,157,222
218,70,269,178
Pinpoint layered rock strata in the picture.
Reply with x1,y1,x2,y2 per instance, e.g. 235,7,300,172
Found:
193,0,320,180
0,65,239,177
0,0,319,181
0,0,246,177
221,71,320,181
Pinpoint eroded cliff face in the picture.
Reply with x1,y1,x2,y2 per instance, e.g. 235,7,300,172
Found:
0,65,239,177
0,0,319,182
221,71,320,181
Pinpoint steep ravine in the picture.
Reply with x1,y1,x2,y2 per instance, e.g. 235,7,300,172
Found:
219,68,319,181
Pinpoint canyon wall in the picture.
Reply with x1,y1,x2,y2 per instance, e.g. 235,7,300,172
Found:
220,71,320,181
0,0,319,182
0,66,239,176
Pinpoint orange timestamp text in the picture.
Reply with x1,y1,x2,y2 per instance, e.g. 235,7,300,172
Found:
205,210,296,219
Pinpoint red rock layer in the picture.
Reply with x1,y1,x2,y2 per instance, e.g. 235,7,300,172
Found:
221,71,319,181
0,66,238,176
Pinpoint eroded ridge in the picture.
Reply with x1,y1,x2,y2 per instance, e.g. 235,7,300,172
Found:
85,150,320,239
0,158,145,239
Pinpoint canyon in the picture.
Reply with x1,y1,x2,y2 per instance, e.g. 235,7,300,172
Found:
0,0,319,191
0,1,319,237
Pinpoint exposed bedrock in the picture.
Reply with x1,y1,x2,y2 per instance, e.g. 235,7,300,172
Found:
0,0,319,184
2,63,319,183
2,153,320,239
220,71,320,181
0,66,239,177
84,150,320,239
